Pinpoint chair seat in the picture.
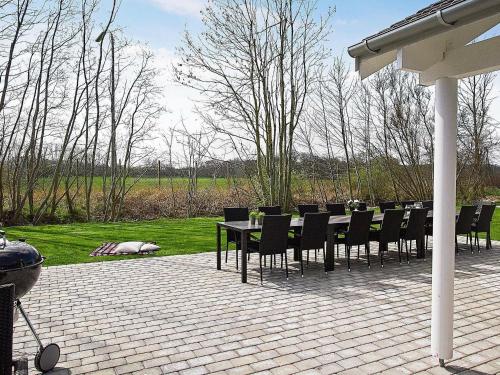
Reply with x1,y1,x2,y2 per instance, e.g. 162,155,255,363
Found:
247,239,262,253
287,235,300,247
228,232,253,247
369,229,381,241
334,233,347,244
369,229,400,244
470,221,488,232
400,227,425,241
248,238,289,255
400,227,420,241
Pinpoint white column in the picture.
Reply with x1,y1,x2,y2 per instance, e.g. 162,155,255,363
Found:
431,77,458,362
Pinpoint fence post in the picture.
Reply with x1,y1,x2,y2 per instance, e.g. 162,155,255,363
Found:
157,160,161,189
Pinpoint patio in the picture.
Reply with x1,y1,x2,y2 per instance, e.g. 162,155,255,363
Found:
13,238,500,375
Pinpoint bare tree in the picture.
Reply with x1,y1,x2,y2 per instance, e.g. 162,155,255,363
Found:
103,43,164,221
309,58,357,200
458,73,498,200
176,121,216,217
0,0,165,224
370,67,433,200
175,0,333,210
352,81,375,203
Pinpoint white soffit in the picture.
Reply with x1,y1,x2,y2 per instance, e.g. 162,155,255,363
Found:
357,51,397,80
420,35,500,85
355,11,500,84
397,13,500,74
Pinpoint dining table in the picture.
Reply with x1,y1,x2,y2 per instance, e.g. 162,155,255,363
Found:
216,211,434,283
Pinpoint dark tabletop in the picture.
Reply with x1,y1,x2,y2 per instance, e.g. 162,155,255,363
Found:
217,213,389,232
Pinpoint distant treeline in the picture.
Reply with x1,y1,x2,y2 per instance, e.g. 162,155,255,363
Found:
1,0,498,225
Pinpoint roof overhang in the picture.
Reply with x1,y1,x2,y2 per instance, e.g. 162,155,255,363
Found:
348,0,500,85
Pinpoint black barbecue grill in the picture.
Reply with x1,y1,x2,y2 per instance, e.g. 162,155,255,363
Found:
0,232,60,373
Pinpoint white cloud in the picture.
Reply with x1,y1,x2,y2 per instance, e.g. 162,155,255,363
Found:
148,0,205,17
152,47,199,118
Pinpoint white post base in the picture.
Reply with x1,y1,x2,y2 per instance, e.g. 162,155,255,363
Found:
431,77,458,361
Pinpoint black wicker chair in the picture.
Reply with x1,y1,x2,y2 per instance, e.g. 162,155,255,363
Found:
0,284,14,375
370,209,404,267
336,210,374,271
357,202,368,211
400,200,415,209
258,206,282,215
325,203,347,251
257,206,283,267
473,200,493,215
422,200,434,210
288,213,330,276
298,204,319,217
325,203,346,216
379,201,396,213
223,207,249,269
472,204,495,252
247,215,292,283
455,205,476,254
400,208,428,263
425,219,433,252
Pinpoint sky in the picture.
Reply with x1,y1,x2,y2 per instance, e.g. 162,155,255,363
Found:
110,0,500,134
118,0,446,54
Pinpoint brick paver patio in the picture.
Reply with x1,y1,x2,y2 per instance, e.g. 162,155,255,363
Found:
13,238,500,374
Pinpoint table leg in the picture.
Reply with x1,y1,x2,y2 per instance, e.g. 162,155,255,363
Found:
241,231,247,283
417,235,425,259
293,228,300,261
325,226,335,272
216,225,221,270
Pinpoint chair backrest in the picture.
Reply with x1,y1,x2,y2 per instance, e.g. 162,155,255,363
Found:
298,204,319,217
259,215,292,255
475,204,496,232
422,200,433,210
0,284,14,375
379,201,396,213
400,200,415,208
380,209,405,243
473,200,493,214
456,205,477,235
346,210,374,246
223,207,249,222
404,208,428,240
300,213,330,250
357,202,368,211
258,206,282,215
224,207,249,242
325,203,346,216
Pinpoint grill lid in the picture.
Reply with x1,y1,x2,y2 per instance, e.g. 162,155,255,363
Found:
0,242,43,271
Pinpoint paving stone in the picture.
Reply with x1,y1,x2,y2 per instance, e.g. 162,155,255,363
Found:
12,243,500,374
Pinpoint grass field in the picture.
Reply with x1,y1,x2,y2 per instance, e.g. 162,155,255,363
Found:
484,186,500,201
36,176,233,191
4,208,499,267
6,217,221,267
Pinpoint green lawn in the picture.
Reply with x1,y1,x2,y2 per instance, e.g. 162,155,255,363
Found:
4,208,499,267
6,217,222,267
488,206,500,240
36,176,234,191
